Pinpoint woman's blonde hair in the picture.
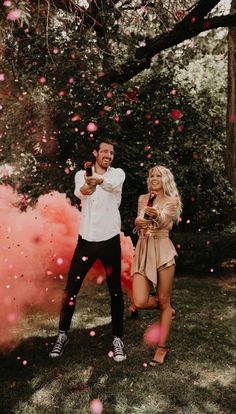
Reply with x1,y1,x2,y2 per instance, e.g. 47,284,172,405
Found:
147,165,182,221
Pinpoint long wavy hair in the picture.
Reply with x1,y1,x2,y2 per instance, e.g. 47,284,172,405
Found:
147,165,182,221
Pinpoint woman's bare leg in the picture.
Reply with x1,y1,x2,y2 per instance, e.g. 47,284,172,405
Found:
132,274,157,309
152,265,175,363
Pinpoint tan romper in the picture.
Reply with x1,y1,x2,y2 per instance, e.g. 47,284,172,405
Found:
131,195,178,286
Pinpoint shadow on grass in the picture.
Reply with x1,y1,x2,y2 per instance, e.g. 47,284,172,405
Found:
0,275,235,414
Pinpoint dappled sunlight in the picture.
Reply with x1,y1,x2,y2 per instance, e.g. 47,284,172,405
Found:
31,386,55,407
194,366,235,388
78,316,112,330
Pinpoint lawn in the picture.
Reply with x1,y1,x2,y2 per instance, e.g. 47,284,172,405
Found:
0,275,235,414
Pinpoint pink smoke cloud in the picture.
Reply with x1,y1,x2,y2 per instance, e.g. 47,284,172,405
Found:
143,322,162,346
0,185,134,350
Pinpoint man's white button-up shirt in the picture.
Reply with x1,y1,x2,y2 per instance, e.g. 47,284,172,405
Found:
74,167,125,242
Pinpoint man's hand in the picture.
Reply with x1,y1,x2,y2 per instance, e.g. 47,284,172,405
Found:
80,183,96,196
85,173,104,186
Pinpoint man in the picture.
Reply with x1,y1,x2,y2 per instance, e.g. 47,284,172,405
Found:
49,139,126,362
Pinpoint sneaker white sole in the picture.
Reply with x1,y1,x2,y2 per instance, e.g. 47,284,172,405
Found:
113,354,127,362
49,339,69,358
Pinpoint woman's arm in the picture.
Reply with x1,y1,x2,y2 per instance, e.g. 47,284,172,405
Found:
135,195,152,228
156,197,179,226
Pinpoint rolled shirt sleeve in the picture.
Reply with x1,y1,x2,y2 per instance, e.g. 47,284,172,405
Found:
100,168,125,192
74,170,87,199
73,166,126,241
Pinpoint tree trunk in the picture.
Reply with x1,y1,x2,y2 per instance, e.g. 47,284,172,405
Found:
226,0,236,187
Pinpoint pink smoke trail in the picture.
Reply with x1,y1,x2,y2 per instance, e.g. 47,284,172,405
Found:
0,185,134,349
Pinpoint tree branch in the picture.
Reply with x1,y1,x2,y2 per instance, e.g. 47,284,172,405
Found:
101,1,235,84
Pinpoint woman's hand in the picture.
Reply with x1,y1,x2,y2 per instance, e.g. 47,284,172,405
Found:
135,216,151,228
144,206,159,219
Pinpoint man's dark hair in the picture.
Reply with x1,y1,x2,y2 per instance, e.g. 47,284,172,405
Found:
93,138,116,152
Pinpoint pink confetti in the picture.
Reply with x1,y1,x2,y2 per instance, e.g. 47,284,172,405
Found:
144,322,161,345
171,109,182,120
86,122,98,132
192,152,199,159
90,399,103,414
56,258,63,265
203,21,210,29
39,76,46,84
7,313,17,323
96,275,105,285
175,10,185,20
0,73,5,81
104,105,112,112
108,350,113,358
89,330,96,337
178,125,184,132
7,9,21,20
71,114,81,122
3,1,12,6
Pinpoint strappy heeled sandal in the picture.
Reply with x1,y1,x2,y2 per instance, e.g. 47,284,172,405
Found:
149,345,169,366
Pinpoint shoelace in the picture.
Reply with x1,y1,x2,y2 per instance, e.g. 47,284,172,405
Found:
113,337,124,355
52,334,67,352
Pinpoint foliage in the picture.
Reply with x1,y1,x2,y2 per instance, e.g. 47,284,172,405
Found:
172,230,236,274
0,2,235,238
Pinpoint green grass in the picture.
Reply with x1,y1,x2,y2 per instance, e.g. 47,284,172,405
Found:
0,275,235,414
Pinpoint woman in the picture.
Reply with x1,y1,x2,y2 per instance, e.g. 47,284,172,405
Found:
132,165,182,365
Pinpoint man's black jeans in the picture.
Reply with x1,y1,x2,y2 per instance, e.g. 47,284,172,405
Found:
59,234,124,337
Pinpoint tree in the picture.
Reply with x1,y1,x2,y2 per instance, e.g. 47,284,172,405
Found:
0,0,235,235
1,2,235,82
226,0,236,187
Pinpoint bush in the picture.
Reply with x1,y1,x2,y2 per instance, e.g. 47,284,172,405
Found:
172,230,236,275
